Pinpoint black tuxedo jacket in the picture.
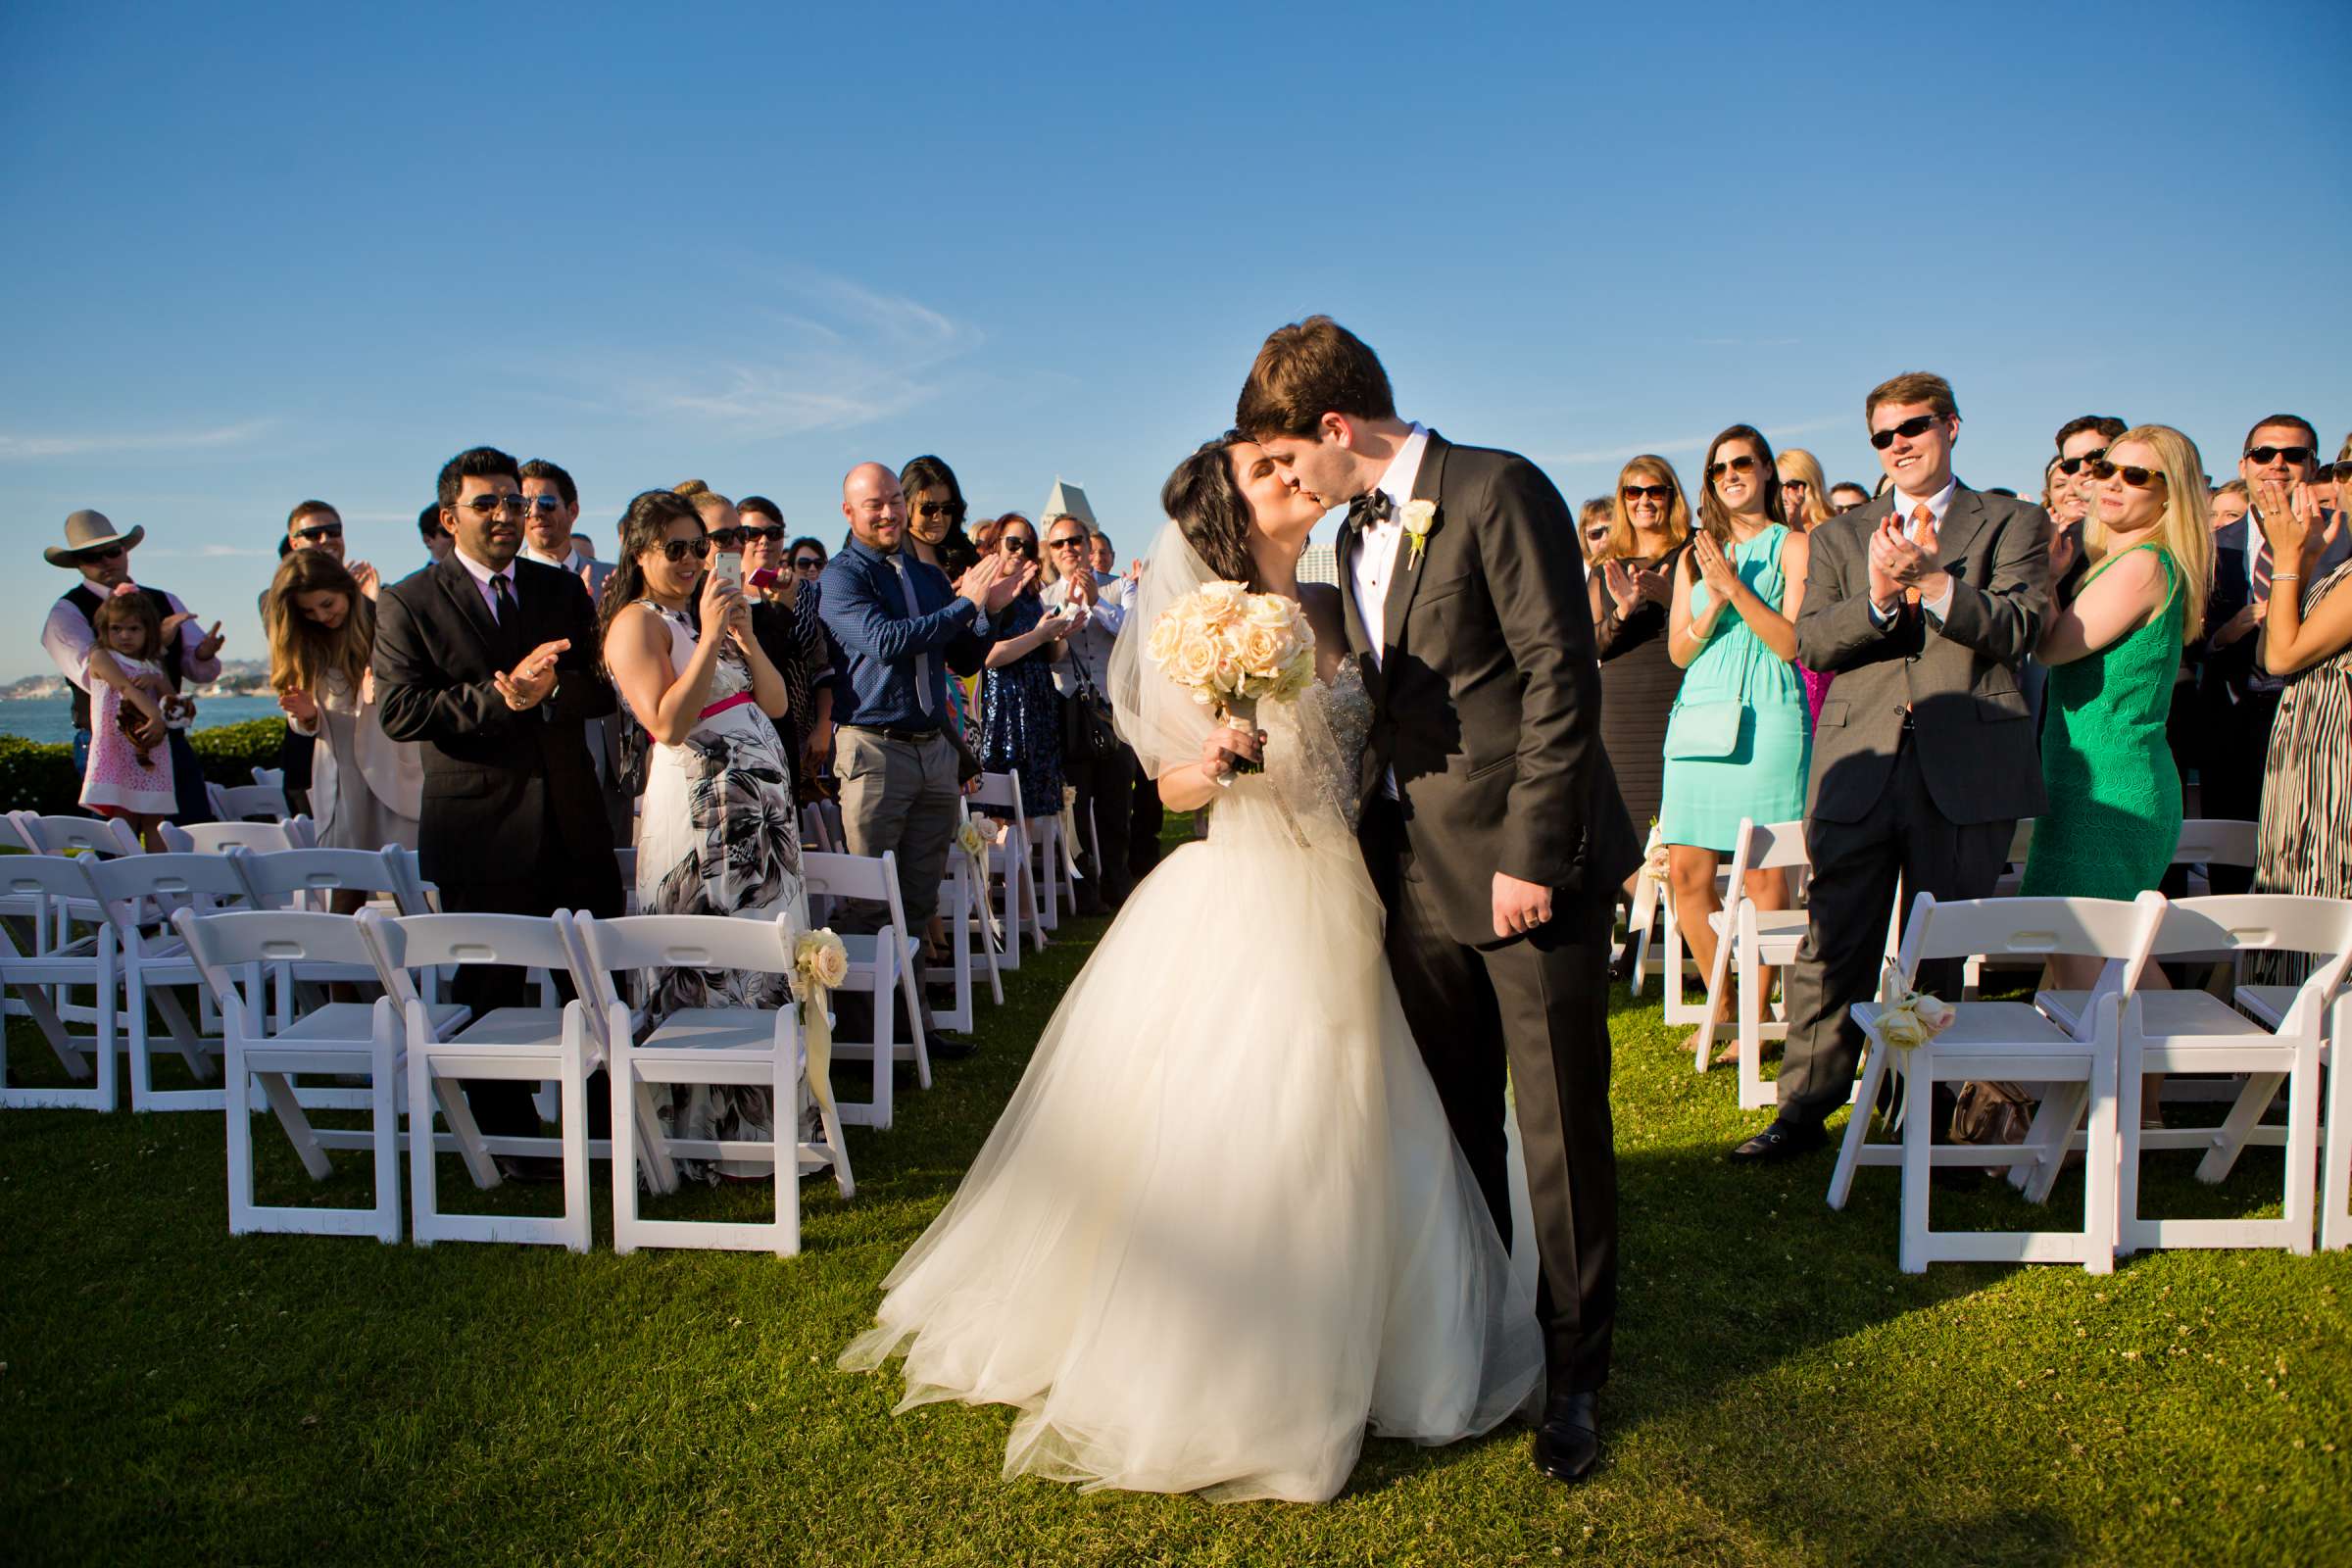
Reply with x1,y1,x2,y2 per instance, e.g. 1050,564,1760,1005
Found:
1341,431,1641,947
1795,485,2050,825
372,555,619,893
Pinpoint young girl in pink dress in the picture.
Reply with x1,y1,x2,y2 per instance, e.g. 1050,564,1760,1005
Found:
78,587,192,849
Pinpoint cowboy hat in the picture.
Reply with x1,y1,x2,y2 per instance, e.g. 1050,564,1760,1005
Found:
45,510,146,567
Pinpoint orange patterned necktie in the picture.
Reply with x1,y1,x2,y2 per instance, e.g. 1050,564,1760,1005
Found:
1903,503,1934,608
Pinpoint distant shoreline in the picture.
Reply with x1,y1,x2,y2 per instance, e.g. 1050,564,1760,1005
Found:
0,694,286,748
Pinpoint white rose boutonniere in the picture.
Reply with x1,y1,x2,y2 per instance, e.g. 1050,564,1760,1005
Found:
1400,499,1438,569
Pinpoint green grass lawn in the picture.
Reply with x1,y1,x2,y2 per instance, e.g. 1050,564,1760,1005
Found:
4,865,2349,1565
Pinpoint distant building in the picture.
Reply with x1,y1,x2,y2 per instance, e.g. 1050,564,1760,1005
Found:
1042,478,1097,529
1298,541,1339,587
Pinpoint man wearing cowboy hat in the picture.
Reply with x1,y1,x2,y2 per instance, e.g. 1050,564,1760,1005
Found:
42,509,226,821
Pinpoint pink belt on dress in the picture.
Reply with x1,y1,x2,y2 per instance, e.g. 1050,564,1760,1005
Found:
700,692,755,720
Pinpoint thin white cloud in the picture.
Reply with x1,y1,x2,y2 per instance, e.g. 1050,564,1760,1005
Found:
131,543,278,560
1539,414,1849,467
0,419,274,462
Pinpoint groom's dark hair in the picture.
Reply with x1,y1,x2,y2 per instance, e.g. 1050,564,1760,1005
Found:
1236,316,1396,439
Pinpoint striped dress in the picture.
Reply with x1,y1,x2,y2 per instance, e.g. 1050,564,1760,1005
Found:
2252,559,2352,985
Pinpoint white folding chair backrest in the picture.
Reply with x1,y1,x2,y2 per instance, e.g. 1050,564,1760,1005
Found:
2157,896,2352,1033
1894,892,2162,984
2173,819,2259,873
161,819,307,857
216,782,293,822
86,852,253,943
1744,818,1810,877
969,771,1025,826
578,909,796,983
13,812,141,858
802,849,905,915
0,854,104,917
360,909,580,991
249,767,285,790
237,847,423,913
0,813,37,853
170,906,379,1017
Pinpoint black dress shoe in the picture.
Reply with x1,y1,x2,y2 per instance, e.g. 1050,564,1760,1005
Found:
496,1154,563,1184
1730,1118,1828,1162
927,1028,978,1060
1531,1390,1600,1483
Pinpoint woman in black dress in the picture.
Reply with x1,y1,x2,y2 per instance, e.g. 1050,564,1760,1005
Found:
1589,453,1692,852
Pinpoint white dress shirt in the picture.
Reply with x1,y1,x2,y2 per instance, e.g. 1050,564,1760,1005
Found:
1866,473,1958,625
1348,422,1431,662
1040,571,1126,698
453,544,520,621
519,541,594,574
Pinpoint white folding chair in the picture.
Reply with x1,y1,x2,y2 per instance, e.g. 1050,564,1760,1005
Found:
0,814,46,1019
1691,818,1811,1110
1657,851,1736,1027
10,813,140,997
801,850,928,1129
214,781,293,822
172,907,407,1242
2169,819,2260,898
1619,827,1665,994
970,771,1044,963
159,818,315,856
1827,891,2163,1274
576,910,851,1255
249,766,285,790
359,909,594,1250
86,852,256,1111
0,856,117,1110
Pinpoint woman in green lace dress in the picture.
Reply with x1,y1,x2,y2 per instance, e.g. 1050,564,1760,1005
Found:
2021,425,2214,993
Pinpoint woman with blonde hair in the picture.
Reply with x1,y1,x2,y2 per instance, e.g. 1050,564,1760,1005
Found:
2022,424,2212,988
1589,455,1691,841
1775,448,1834,531
267,550,422,853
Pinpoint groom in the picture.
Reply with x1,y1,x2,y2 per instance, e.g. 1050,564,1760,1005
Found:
1238,318,1641,1483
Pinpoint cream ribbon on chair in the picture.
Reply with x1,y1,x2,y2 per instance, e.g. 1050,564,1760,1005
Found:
1870,959,1955,1133
1058,785,1084,882
956,815,1004,947
793,927,854,1193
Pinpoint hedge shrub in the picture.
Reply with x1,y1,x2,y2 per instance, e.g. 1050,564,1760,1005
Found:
1,717,289,817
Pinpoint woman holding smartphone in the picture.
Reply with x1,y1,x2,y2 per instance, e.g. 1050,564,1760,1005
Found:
978,514,1073,821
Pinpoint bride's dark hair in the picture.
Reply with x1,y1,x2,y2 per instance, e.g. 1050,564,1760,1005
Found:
1159,432,1258,587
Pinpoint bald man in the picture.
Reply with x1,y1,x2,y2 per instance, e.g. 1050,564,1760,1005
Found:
817,462,1032,1056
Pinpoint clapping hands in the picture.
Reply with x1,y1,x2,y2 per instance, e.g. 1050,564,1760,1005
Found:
2253,477,2322,578
496,639,569,710
956,551,1037,613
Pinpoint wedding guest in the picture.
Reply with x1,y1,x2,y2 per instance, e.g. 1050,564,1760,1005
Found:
1828,482,1871,514
741,495,834,777
818,462,1028,1057
41,510,222,816
522,459,629,843
267,550,421,856
2198,415,2351,890
1088,531,1116,576
902,455,984,577
969,513,1004,558
374,446,622,1178
418,503,454,566
1735,372,2051,1162
2020,427,2210,989
2209,479,2249,535
1589,456,1690,842
673,479,740,549
269,499,378,817
1041,509,1131,913
1659,426,1811,1062
76,588,185,850
602,489,808,1178
979,514,1073,824
790,537,829,574
1578,498,1614,559
2052,415,2124,595
2249,460,2352,982
1776,449,1836,530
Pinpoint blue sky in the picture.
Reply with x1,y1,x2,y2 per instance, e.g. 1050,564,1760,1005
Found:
4,0,2348,679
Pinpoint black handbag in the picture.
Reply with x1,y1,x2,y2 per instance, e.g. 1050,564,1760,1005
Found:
1063,672,1119,761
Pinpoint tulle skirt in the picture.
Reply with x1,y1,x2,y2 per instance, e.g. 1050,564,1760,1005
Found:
841,785,1543,1502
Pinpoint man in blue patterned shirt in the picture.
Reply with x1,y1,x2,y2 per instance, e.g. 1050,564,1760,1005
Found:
820,461,1032,1056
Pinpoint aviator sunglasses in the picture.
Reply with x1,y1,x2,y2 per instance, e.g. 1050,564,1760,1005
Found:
657,535,713,564
1705,455,1759,483
1621,483,1674,503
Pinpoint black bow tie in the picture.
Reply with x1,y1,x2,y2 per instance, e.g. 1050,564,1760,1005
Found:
1346,490,1395,531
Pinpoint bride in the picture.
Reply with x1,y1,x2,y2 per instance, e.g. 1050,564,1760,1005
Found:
840,434,1541,1502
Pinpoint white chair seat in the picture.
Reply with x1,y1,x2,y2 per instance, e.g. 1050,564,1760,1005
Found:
274,1000,466,1044
638,1006,775,1056
448,1005,573,1052
2234,984,2295,1030
1859,998,2075,1050
2038,987,2259,1041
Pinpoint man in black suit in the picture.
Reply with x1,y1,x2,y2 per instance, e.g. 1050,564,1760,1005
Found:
1734,373,2051,1163
2196,415,2347,892
1239,317,1642,1486
373,446,623,1177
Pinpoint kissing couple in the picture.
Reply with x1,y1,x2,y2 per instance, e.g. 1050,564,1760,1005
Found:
843,318,1642,1501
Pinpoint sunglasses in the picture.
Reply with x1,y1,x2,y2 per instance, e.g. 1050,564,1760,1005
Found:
1004,537,1036,558
2321,460,2352,484
2243,445,2315,466
294,522,344,542
2086,459,2165,488
1870,413,1942,450
656,535,713,564
916,501,963,519
738,523,786,544
1621,484,1673,503
2055,448,2106,476
1046,534,1090,551
1705,455,1759,482
75,543,128,563
706,527,745,550
792,556,824,571
521,496,566,515
453,495,529,517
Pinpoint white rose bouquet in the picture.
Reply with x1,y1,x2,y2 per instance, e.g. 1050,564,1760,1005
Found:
1870,961,1955,1131
1142,581,1316,780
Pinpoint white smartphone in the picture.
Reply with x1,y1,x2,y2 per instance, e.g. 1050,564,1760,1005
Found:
710,551,744,589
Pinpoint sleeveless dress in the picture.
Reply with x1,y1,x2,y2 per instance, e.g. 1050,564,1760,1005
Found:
78,652,178,817
625,603,809,1182
1657,524,1811,852
841,661,1543,1502
1592,542,1687,831
2021,545,2185,901
2251,559,2352,986
978,594,1065,819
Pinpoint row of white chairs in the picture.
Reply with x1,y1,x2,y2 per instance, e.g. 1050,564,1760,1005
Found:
1831,889,2352,1272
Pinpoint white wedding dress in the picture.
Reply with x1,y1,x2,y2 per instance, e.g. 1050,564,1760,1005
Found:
840,647,1543,1502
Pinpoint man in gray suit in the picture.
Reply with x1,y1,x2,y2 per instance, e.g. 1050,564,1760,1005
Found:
1733,372,2052,1161
519,458,633,845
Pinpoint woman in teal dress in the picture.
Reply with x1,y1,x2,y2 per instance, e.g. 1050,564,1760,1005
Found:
2022,425,2213,995
1660,424,1814,1059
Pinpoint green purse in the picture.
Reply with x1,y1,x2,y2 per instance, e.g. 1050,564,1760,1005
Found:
1662,701,1744,760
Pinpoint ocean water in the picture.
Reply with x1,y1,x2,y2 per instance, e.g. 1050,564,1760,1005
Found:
0,695,287,747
